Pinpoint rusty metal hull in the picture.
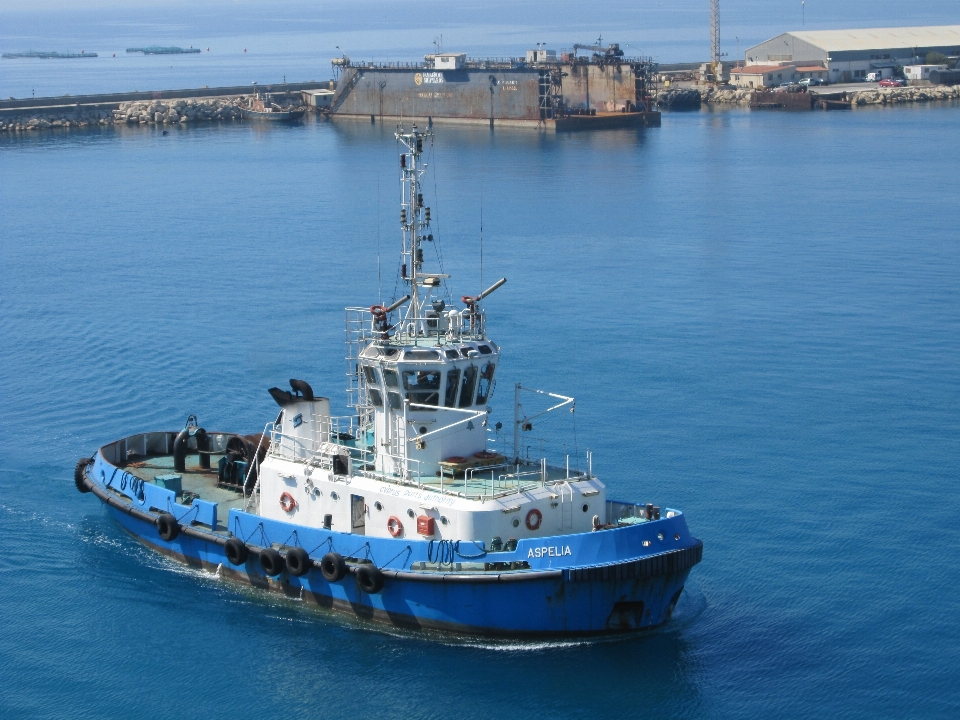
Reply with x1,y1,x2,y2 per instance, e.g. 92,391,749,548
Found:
330,64,658,128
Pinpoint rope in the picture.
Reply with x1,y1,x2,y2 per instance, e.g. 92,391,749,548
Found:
427,540,487,564
428,539,456,564
381,544,412,570
306,536,334,557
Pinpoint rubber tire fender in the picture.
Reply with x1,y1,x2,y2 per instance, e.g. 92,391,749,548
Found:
356,564,384,594
74,457,93,493
225,538,248,566
157,512,180,541
259,547,284,576
320,552,346,582
286,547,311,577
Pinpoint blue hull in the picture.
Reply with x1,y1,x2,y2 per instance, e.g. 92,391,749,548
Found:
84,452,701,635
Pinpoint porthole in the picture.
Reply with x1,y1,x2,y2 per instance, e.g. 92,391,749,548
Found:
642,540,651,547
440,516,448,525
582,503,589,513
674,533,680,541
407,508,416,518
374,501,383,511
418,426,427,434
512,518,520,528
330,491,339,500
657,533,664,541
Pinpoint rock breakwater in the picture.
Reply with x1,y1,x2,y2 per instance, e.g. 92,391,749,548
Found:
655,84,959,110
1,94,306,133
849,84,960,106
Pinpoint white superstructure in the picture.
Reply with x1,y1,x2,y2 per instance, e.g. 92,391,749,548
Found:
252,126,605,547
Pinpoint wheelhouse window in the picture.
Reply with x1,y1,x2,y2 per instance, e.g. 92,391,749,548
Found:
383,369,399,388
362,365,380,385
444,368,461,407
475,363,496,404
368,388,384,407
403,370,441,407
387,391,402,410
458,366,477,408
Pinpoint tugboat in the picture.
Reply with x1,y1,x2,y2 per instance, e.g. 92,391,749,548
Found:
75,126,702,634
239,89,305,122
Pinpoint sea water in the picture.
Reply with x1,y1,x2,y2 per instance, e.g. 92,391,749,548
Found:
3,12,960,720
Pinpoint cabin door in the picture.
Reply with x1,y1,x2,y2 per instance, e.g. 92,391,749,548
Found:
351,494,366,535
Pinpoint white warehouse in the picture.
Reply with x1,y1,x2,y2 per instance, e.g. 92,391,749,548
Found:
744,26,960,83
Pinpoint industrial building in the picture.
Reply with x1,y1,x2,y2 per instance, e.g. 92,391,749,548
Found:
744,25,960,83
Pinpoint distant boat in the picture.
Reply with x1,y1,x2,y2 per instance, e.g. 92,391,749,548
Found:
2,51,97,59
126,47,201,55
239,92,306,122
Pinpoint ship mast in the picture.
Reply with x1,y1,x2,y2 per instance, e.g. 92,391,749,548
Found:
395,125,434,325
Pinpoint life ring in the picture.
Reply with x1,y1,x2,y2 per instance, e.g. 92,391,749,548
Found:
444,456,468,464
370,304,388,317
525,508,543,531
461,295,475,306
387,516,404,537
279,492,297,513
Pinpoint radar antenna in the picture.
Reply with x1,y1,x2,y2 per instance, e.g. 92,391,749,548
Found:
394,125,436,325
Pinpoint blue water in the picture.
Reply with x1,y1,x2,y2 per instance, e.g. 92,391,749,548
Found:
2,0,959,97
3,54,960,720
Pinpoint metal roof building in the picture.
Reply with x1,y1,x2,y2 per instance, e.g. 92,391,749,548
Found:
745,25,960,82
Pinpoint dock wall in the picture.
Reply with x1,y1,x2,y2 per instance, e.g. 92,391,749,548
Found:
0,93,307,132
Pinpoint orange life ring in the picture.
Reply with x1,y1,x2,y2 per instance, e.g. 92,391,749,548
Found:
461,295,475,306
387,516,404,537
525,508,542,531
279,492,297,513
370,304,387,317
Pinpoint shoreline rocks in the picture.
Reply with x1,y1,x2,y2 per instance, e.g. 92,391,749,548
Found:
849,84,960,106
0,94,306,133
655,84,959,109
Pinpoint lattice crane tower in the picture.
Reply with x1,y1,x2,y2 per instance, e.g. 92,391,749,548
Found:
710,0,720,82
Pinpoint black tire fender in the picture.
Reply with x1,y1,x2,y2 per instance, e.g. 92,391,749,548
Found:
356,564,384,594
157,512,180,541
74,457,93,493
259,547,284,576
225,538,248,566
320,552,346,582
286,547,311,577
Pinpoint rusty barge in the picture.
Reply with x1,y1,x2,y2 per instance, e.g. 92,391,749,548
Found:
328,43,660,130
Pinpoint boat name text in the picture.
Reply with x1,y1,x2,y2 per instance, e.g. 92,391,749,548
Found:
528,545,572,558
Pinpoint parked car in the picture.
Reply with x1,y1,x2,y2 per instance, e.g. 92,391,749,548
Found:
878,78,905,87
799,78,828,87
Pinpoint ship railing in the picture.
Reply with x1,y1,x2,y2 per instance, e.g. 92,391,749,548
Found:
265,415,360,461
346,305,489,345
346,61,429,69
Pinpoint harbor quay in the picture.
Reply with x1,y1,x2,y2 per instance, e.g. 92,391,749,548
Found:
0,82,328,133
2,77,958,134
